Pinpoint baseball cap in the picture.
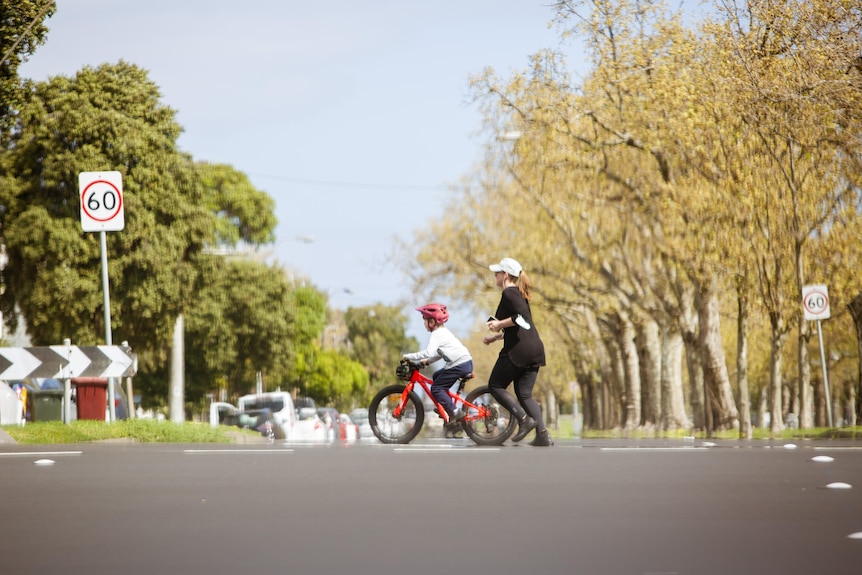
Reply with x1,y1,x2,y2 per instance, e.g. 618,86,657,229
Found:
489,257,522,277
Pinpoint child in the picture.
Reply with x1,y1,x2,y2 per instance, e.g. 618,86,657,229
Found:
402,303,474,425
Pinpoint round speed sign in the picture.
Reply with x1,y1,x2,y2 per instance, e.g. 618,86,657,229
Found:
79,171,124,232
802,284,830,321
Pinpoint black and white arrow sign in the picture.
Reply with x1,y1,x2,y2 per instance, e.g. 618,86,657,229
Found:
0,346,137,380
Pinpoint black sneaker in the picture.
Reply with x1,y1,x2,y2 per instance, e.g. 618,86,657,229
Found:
511,416,537,443
446,409,465,425
529,429,554,447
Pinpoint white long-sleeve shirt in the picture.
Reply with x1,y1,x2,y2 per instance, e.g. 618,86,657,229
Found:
403,326,472,370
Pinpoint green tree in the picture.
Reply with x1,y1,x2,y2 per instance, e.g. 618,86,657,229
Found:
179,259,300,403
1,62,214,349
303,348,369,411
345,304,417,401
1,62,281,349
0,0,54,135
197,162,276,247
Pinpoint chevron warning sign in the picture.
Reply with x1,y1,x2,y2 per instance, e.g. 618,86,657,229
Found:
0,346,137,380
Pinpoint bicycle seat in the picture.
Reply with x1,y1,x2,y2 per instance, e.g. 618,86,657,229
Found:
460,373,475,382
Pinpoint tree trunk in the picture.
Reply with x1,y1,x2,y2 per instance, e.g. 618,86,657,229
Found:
737,291,752,439
757,387,769,429
637,317,662,428
603,329,625,429
685,341,705,432
696,279,739,432
660,324,690,431
846,293,862,422
797,318,813,428
678,283,705,431
617,311,641,430
769,314,788,434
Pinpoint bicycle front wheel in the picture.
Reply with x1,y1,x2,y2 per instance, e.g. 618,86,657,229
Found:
462,385,516,446
369,384,425,444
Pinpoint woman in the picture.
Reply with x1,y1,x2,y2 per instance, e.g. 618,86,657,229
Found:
483,257,552,446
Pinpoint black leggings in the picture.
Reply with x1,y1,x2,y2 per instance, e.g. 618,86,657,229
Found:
488,353,545,432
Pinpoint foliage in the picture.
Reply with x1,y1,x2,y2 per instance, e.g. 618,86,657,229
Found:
0,0,54,135
302,347,369,410
0,62,213,349
197,162,277,246
345,304,418,400
404,0,862,432
167,259,302,403
1,420,232,444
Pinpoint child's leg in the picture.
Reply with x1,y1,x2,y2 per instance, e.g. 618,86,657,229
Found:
431,369,460,416
431,361,472,416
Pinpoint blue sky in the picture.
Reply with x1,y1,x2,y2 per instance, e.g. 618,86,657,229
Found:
19,1,568,338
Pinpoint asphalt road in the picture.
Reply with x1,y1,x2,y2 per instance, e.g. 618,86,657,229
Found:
1,437,861,575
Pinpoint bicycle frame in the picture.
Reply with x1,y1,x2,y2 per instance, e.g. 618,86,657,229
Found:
395,368,482,424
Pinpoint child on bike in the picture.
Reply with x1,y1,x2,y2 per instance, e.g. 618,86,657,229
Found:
402,303,474,426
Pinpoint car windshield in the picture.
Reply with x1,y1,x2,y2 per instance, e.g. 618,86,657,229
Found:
241,398,285,412
234,411,269,427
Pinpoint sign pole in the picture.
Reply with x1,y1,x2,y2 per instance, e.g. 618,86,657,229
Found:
80,171,125,423
802,284,833,428
100,230,117,422
816,320,833,428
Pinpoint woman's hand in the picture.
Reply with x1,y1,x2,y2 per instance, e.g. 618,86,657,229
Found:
487,319,502,332
483,333,503,345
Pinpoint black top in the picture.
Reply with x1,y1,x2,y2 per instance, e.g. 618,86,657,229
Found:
494,286,546,368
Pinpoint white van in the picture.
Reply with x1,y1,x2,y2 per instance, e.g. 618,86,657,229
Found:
237,391,296,441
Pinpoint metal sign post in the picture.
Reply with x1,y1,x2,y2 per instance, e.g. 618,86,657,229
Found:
79,171,125,422
802,284,832,428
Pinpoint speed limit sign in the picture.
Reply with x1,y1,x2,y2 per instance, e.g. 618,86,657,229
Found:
802,284,830,320
79,171,124,232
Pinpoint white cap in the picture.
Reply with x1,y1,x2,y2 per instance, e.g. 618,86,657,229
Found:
489,257,522,278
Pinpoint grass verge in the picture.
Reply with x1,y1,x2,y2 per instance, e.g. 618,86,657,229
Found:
1,420,238,444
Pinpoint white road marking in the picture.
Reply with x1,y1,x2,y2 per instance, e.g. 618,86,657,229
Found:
0,451,82,457
184,449,294,454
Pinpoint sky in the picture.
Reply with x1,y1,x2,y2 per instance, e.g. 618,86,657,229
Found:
18,0,569,339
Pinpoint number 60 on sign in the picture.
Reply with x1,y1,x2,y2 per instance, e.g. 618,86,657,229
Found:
802,284,830,321
79,171,124,232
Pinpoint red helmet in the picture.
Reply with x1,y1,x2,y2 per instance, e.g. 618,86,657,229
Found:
416,303,449,323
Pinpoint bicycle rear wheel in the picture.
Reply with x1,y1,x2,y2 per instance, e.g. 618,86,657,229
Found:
369,384,425,444
461,385,516,446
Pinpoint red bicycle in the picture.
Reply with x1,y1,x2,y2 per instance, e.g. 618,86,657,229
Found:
368,360,516,445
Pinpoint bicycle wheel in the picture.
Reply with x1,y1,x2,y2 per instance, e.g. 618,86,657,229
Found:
461,385,516,446
368,384,425,444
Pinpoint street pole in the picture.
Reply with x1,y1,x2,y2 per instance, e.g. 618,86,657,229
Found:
100,230,117,422
169,314,184,423
816,320,833,428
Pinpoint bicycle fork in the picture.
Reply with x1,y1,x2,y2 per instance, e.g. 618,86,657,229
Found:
392,382,416,419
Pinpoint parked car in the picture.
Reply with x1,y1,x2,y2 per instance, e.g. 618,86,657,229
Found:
338,413,359,441
317,407,340,442
209,402,239,427
237,391,297,440
223,408,285,440
294,405,326,442
295,396,316,411
350,407,374,440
